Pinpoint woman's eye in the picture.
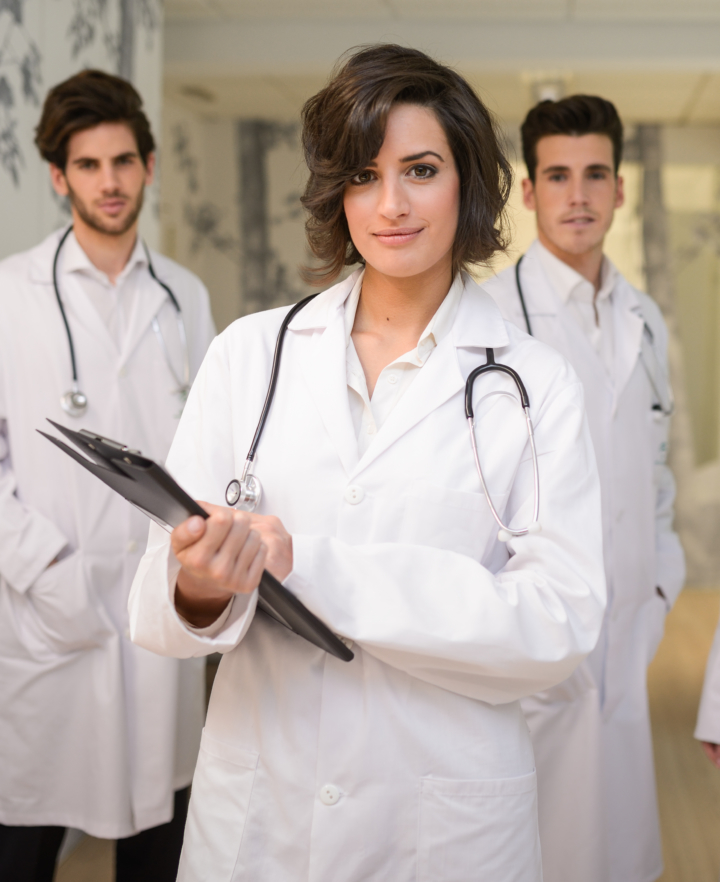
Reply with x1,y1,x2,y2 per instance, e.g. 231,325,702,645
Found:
350,170,374,185
410,164,436,179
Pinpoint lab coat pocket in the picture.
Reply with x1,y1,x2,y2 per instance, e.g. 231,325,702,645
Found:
401,480,501,559
22,551,113,656
417,771,540,882
179,728,258,882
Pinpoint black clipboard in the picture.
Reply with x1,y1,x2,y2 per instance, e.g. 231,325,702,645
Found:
38,421,354,662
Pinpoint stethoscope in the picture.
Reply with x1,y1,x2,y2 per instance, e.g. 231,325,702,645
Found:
53,225,190,417
515,254,674,416
225,289,542,543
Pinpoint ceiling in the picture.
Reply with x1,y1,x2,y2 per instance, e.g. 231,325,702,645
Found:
163,1,720,125
165,0,720,23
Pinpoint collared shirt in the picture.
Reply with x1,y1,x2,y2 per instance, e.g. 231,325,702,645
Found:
59,231,149,348
536,241,618,376
344,270,463,458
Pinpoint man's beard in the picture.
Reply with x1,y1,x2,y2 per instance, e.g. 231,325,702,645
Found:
66,184,144,236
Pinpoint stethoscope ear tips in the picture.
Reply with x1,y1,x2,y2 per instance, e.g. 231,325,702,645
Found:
498,529,512,543
527,521,542,534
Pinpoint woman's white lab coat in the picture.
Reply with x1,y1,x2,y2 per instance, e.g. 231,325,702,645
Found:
484,242,686,882
0,229,216,837
129,271,606,882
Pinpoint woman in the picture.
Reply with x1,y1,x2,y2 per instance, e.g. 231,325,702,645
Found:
130,44,605,882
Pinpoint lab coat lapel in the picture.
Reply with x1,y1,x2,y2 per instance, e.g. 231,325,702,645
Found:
523,249,611,392
118,281,166,370
353,282,508,478
352,334,464,477
611,280,644,414
29,230,119,358
296,294,360,478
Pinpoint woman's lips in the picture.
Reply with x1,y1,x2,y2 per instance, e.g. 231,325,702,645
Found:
372,228,424,245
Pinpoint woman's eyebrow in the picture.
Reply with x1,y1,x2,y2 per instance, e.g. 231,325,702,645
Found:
400,150,444,163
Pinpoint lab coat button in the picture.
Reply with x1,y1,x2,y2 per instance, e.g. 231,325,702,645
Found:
118,367,127,378
127,540,138,553
344,485,364,505
124,627,131,639
319,784,340,805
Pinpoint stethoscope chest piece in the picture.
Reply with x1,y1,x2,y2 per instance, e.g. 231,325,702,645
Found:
61,386,88,417
225,472,262,511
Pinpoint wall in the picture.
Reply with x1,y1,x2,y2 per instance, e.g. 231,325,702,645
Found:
0,0,163,260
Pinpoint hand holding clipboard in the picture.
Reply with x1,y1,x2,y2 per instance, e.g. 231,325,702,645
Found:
39,421,353,662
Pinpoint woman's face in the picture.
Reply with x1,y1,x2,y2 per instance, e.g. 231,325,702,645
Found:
343,103,460,281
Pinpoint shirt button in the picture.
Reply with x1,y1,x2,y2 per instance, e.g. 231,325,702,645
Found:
344,485,365,505
127,540,138,553
319,784,340,805
118,367,127,378
366,424,376,435
386,374,398,385
124,627,131,639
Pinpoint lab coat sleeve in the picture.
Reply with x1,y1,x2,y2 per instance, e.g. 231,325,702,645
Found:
695,610,720,743
0,419,68,594
129,333,260,657
286,379,606,705
129,520,258,658
648,308,685,606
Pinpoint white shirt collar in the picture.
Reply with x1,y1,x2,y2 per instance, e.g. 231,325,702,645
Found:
535,239,618,307
343,268,464,364
61,230,148,288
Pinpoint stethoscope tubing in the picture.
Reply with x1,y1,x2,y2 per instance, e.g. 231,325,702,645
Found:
227,291,541,542
53,226,189,413
465,347,540,539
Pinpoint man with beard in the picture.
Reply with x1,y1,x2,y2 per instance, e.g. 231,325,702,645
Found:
0,70,215,882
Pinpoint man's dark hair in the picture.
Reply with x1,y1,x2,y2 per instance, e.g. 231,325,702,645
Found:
521,95,623,182
300,43,512,283
35,69,155,170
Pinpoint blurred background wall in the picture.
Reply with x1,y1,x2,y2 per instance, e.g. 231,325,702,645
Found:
2,0,720,581
0,0,162,249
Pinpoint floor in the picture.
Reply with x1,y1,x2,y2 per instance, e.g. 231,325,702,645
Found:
56,590,720,882
650,588,720,882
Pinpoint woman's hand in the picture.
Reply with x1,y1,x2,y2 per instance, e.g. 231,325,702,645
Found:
171,502,293,628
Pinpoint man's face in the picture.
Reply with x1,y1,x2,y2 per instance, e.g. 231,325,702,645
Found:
50,122,154,237
522,133,624,259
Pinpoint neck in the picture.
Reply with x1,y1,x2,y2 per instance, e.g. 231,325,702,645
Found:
71,216,139,284
355,259,454,339
537,230,604,292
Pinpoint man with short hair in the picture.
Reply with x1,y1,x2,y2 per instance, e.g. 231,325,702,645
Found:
0,69,215,882
484,95,685,882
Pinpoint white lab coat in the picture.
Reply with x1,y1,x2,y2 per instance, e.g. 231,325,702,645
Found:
484,241,685,882
0,229,216,838
129,270,606,882
696,611,720,745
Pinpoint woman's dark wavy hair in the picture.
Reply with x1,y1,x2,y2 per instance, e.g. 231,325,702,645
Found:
35,69,155,170
300,44,512,284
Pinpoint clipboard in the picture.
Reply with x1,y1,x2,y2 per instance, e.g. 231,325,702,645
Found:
38,420,354,662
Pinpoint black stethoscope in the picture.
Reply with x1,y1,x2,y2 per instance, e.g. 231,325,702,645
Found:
225,286,541,543
515,254,673,416
53,226,190,417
